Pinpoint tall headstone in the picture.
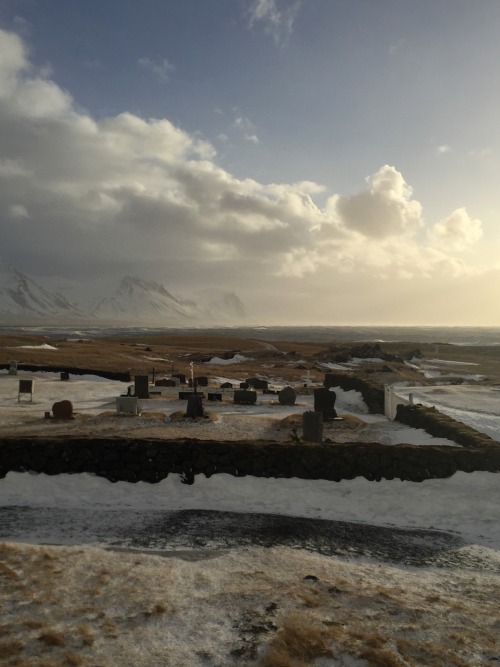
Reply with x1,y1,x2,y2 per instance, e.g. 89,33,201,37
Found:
323,374,337,390
8,361,18,376
134,375,149,399
186,394,204,418
18,379,34,402
279,386,296,406
314,388,337,420
302,411,323,442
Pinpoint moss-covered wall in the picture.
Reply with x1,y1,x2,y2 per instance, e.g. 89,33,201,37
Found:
0,437,499,484
395,404,498,448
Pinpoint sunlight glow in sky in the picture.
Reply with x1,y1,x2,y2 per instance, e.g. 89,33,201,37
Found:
1,0,499,325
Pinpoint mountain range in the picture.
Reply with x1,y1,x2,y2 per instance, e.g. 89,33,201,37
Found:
0,263,247,326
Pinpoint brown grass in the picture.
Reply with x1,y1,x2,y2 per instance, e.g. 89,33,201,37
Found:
76,625,94,646
261,613,332,666
0,639,23,658
63,652,85,666
144,602,168,617
37,630,66,647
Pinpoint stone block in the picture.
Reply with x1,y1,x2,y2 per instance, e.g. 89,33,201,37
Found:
52,400,73,419
116,396,140,415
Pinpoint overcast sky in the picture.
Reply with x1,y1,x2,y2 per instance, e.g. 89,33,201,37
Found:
1,0,500,325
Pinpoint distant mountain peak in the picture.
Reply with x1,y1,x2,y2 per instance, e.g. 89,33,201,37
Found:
0,263,247,326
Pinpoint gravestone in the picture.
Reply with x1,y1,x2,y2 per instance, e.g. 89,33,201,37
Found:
278,386,296,406
195,376,209,387
246,378,268,390
52,399,73,419
60,371,70,381
302,411,323,442
234,389,257,405
116,396,139,415
155,378,176,387
8,361,18,376
134,375,150,399
220,382,233,389
186,394,204,418
18,379,34,402
323,374,337,390
314,388,337,421
239,382,249,389
207,392,222,401
172,373,186,384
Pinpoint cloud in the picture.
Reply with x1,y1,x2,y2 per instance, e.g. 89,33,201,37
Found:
437,144,451,155
138,56,174,81
8,203,29,219
429,208,483,251
247,0,301,45
333,165,423,238
232,112,261,145
0,27,491,323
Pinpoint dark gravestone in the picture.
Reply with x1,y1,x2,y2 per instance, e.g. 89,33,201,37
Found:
18,379,34,402
195,376,209,387
52,399,73,419
155,378,176,387
314,388,337,421
220,382,233,389
302,411,323,442
60,371,70,381
134,375,149,399
279,386,296,406
246,377,268,390
324,374,337,390
186,394,204,418
234,390,257,405
240,382,249,389
207,392,222,401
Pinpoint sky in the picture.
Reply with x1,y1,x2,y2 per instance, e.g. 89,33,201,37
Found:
1,0,500,325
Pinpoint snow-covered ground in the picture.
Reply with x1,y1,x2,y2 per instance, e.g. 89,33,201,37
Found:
1,367,500,665
394,383,500,440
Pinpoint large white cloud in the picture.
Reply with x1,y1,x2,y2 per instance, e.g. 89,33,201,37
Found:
429,207,483,250
334,165,423,238
0,27,494,323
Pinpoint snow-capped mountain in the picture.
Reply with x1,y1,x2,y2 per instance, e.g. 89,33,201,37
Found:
92,276,247,325
0,264,247,325
0,262,86,322
91,276,204,324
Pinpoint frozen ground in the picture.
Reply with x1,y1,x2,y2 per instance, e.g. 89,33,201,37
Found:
1,368,500,665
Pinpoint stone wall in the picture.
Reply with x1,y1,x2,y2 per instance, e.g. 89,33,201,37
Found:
323,373,385,414
0,364,130,382
395,404,499,448
0,437,499,484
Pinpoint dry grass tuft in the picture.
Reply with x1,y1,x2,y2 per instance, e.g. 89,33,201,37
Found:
0,639,23,658
261,612,332,666
76,625,94,646
63,652,85,666
0,561,20,580
37,630,66,647
359,646,407,666
144,602,168,617
21,619,45,629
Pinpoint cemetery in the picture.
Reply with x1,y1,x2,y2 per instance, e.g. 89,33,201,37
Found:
0,330,500,484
